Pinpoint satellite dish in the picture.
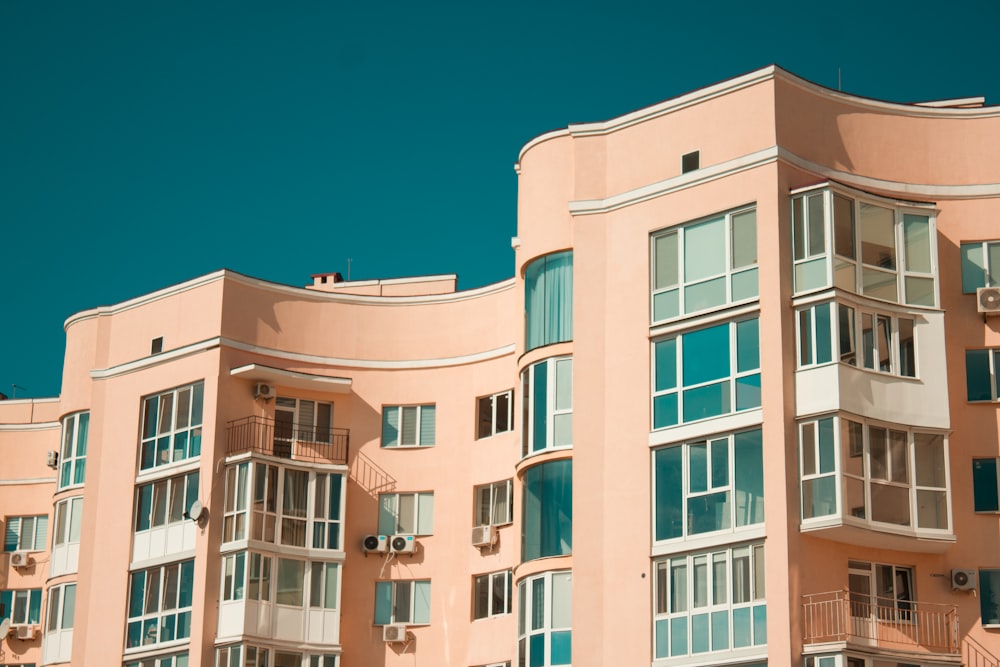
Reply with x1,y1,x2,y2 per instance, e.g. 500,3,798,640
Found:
187,500,205,522
0,617,10,638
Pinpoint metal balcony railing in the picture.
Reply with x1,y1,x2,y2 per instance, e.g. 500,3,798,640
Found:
226,415,349,465
802,590,959,655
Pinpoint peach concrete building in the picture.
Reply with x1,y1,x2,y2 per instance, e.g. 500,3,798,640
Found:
2,65,1000,667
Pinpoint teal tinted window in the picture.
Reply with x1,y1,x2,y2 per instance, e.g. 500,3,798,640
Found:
654,447,683,540
962,242,988,293
525,251,573,351
973,459,1000,512
654,339,677,392
683,324,730,385
521,460,573,561
734,430,765,527
966,350,994,401
981,569,1000,626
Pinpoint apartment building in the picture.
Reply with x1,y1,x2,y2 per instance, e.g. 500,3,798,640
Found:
2,65,1000,667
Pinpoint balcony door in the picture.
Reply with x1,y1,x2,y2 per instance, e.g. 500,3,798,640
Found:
273,398,333,458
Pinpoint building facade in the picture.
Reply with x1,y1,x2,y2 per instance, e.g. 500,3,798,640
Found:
2,65,1000,667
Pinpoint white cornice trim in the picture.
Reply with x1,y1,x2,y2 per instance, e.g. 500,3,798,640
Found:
0,397,60,405
66,271,516,332
88,335,517,381
64,270,227,331
221,338,517,370
230,364,352,393
568,144,1000,216
776,147,1000,200
0,477,57,486
230,272,515,306
0,421,60,432
89,337,222,380
569,146,780,215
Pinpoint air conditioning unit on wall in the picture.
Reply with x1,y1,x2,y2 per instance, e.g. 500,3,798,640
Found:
363,534,389,553
383,623,407,642
977,287,1000,315
390,534,416,554
254,383,275,399
952,569,978,590
13,624,37,640
10,551,30,568
471,525,496,548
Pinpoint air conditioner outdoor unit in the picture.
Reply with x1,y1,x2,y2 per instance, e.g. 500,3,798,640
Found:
363,534,389,554
978,287,1000,314
382,623,407,642
10,551,30,568
254,383,276,399
45,450,59,468
471,525,496,548
952,569,978,591
390,534,416,554
13,624,37,640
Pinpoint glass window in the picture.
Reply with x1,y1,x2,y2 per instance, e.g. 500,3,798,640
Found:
517,571,572,667
309,561,340,610
652,206,758,322
793,187,937,307
822,305,917,378
53,497,83,548
521,357,573,457
981,569,1000,626
4,515,48,552
125,560,194,649
525,251,573,351
477,390,513,439
216,645,268,667
0,589,42,625
381,404,436,447
800,416,950,533
139,382,204,471
973,459,1000,513
59,412,89,489
312,473,344,549
653,318,760,429
473,570,512,620
222,552,246,601
967,349,1000,402
274,397,334,446
474,480,513,527
373,580,431,625
654,429,764,542
961,241,1000,293
522,460,573,562
136,472,199,533
654,544,766,659
378,492,434,535
124,651,188,667
797,302,834,367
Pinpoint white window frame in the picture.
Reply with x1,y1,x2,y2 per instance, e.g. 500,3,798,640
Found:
216,644,269,667
1,588,42,625
53,496,83,548
521,356,573,457
474,480,513,527
222,551,247,602
4,514,48,552
378,492,434,535
798,302,917,378
125,559,194,650
139,381,204,472
222,462,345,550
135,471,199,533
966,348,1000,402
651,317,761,429
791,184,938,307
472,570,512,620
477,390,513,439
59,411,89,489
381,404,436,447
308,561,340,610
849,560,915,623
374,580,431,625
651,205,759,324
517,570,572,667
653,543,767,659
800,415,951,535
125,652,189,667
274,396,334,445
45,582,76,633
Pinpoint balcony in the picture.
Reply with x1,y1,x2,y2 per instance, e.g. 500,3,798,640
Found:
802,590,959,658
227,416,349,465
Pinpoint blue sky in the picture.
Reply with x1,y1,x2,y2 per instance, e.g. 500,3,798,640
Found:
2,0,999,398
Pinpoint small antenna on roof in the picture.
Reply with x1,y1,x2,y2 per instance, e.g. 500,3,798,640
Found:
838,68,842,92
347,258,352,281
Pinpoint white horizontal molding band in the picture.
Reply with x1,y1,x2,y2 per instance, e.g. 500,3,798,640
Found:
0,421,60,432
90,338,222,380
0,477,57,486
221,338,517,370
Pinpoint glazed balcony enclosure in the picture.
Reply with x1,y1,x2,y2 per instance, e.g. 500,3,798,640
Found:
226,415,349,465
802,590,958,659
